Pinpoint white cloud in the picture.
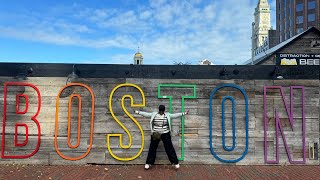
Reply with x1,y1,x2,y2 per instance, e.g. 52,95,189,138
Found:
109,54,133,64
0,26,133,49
54,21,92,33
139,10,152,20
0,0,269,65
0,26,79,45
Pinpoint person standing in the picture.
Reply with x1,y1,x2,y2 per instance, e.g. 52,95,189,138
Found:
135,105,189,170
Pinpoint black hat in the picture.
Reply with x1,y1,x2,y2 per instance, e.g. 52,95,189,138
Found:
159,105,165,112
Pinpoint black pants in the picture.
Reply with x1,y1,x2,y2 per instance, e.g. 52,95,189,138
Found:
146,132,179,165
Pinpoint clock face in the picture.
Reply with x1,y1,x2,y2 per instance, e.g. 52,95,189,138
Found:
262,14,268,21
261,14,268,24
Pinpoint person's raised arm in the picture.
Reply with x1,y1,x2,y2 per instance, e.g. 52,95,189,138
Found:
169,110,189,119
135,110,153,118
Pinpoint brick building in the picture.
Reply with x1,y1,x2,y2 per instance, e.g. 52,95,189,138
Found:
277,0,320,43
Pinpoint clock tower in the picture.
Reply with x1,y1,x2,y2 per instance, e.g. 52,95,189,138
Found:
251,0,271,59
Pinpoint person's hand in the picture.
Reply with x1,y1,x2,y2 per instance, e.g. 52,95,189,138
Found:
186,110,190,115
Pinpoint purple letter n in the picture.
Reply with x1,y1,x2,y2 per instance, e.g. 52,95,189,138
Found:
264,86,306,164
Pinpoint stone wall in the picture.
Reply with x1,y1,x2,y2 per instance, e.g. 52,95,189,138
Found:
0,67,319,165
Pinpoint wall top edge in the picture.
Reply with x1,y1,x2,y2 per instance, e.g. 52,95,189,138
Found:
0,63,318,80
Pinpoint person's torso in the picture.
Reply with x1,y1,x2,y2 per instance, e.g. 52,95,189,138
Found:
152,113,170,134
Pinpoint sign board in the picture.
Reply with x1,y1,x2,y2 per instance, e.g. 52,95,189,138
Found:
277,53,320,66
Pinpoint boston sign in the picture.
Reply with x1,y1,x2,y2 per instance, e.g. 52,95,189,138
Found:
1,82,307,164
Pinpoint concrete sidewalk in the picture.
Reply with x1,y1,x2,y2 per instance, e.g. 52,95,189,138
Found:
0,164,319,180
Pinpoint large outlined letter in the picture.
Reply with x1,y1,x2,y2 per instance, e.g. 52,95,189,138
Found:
157,84,197,161
209,84,249,163
264,86,306,164
2,82,41,159
107,83,145,161
55,83,95,161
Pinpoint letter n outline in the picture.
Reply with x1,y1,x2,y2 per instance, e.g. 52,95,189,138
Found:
264,86,306,164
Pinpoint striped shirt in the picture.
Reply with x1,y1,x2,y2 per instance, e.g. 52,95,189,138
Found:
152,113,170,134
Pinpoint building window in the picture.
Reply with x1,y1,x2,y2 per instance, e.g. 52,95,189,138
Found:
296,3,304,12
308,1,316,10
289,18,292,27
290,29,293,37
296,28,304,34
284,10,287,18
289,7,291,17
308,14,316,22
284,32,287,40
279,13,281,20
279,1,281,11
285,21,287,30
284,0,287,18
296,16,304,24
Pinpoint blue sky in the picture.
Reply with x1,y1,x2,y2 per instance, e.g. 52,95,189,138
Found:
0,0,276,65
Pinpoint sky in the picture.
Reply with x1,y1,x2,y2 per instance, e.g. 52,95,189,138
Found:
0,0,276,65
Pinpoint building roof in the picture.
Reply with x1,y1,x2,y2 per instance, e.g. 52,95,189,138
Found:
199,59,214,65
134,52,143,58
243,27,320,65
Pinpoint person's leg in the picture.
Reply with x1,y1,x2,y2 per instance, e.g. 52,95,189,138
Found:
146,135,160,165
161,132,179,164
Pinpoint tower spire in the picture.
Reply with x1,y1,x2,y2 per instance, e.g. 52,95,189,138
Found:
257,0,269,8
256,0,270,10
